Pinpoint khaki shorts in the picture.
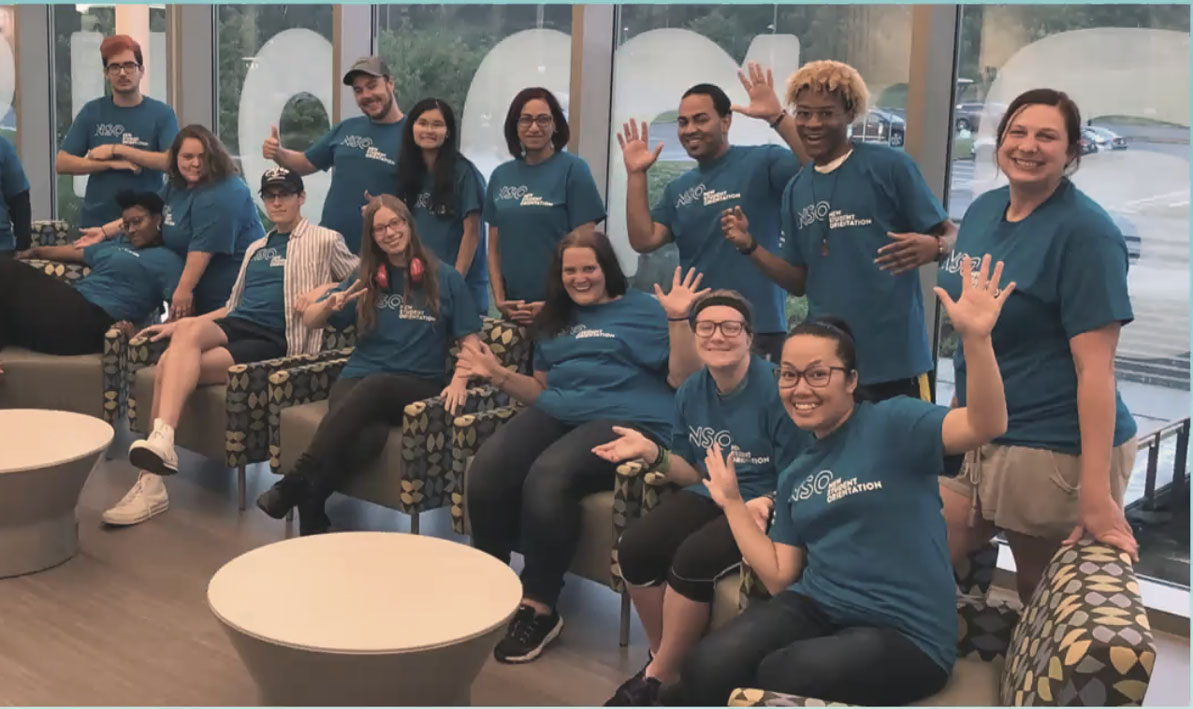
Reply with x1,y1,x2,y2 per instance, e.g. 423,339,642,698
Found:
940,439,1138,540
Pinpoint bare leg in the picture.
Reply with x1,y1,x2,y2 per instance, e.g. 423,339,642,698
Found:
940,481,997,564
154,319,232,427
1004,531,1064,604
628,583,666,655
646,586,711,684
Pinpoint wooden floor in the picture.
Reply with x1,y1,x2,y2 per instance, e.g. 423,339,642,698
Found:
0,430,1188,706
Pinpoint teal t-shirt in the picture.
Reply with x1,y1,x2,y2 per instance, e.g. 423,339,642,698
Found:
0,136,29,251
77,237,184,323
770,398,955,673
532,289,673,443
229,231,289,334
59,96,179,227
332,261,482,382
484,151,606,302
652,145,800,334
938,180,1137,454
779,142,946,385
410,160,489,314
160,176,265,314
305,116,404,253
671,355,808,501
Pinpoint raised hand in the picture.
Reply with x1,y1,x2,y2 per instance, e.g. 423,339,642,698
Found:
720,206,753,250
455,339,502,382
591,425,659,464
617,118,663,174
263,125,281,161
933,254,1014,340
875,231,941,274
731,62,784,123
702,443,743,508
653,266,709,320
328,279,367,311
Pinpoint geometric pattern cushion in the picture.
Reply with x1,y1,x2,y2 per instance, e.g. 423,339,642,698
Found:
31,219,72,247
1001,540,1155,706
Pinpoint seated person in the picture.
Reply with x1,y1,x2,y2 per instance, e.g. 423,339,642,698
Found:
662,256,1013,706
255,194,481,535
452,233,706,664
102,168,358,527
1,190,181,362
592,289,808,706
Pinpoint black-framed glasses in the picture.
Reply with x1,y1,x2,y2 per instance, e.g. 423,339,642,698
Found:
693,320,747,338
774,365,848,389
375,216,407,234
122,215,148,231
517,115,554,128
106,62,142,75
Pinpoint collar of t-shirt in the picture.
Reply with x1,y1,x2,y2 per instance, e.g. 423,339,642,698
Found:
813,148,855,174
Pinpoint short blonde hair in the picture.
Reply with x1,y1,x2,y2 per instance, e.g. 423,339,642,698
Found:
785,60,869,121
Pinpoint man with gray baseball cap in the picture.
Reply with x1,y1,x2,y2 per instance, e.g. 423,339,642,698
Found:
262,55,404,253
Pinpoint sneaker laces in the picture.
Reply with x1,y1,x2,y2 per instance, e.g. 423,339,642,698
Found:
510,606,544,645
116,475,150,506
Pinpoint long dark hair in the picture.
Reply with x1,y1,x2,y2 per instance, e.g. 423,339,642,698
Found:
166,124,238,188
503,87,570,158
533,230,627,339
357,194,441,335
397,98,463,217
994,88,1083,175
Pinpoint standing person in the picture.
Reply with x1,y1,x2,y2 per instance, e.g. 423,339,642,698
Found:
453,232,705,663
396,98,489,314
938,89,1140,604
485,87,605,325
56,34,179,228
619,64,806,361
0,135,31,259
666,256,1013,706
263,56,404,253
101,167,358,527
722,60,957,400
592,290,808,706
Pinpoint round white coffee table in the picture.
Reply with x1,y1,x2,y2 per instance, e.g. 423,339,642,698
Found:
208,531,522,706
0,409,113,578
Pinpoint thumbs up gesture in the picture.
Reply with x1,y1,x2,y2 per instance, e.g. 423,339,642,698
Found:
263,125,281,161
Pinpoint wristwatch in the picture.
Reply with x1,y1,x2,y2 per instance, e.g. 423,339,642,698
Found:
738,239,759,256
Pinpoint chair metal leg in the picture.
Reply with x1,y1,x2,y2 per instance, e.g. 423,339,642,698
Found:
619,589,631,647
285,508,294,522
410,511,420,535
237,464,246,511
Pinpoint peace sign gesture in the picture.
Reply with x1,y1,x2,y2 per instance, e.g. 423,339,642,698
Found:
731,61,784,124
329,279,367,312
933,254,1015,340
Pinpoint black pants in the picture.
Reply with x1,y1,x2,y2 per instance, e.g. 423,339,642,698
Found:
299,372,441,500
0,259,113,354
618,490,740,603
751,332,785,363
666,591,948,706
467,405,635,607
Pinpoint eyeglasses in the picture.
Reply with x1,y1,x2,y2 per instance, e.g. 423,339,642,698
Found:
375,217,407,234
106,62,142,75
517,115,554,128
693,320,746,338
774,365,848,389
261,191,294,202
122,216,148,231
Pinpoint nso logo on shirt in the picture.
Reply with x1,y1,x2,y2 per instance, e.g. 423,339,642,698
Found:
253,247,286,268
563,324,614,339
797,200,872,230
377,293,435,322
163,206,175,227
95,123,126,138
689,426,770,466
497,185,554,207
793,469,882,504
674,183,741,209
343,135,395,165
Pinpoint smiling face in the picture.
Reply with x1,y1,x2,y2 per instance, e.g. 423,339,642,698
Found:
693,304,751,370
176,137,206,185
122,205,161,248
262,188,304,228
997,103,1073,190
413,107,448,152
561,246,609,306
677,93,729,162
104,48,142,96
793,88,852,164
778,334,857,437
372,205,410,257
516,98,556,153
352,74,396,120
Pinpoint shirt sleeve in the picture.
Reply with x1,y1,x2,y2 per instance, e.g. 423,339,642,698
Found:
60,103,93,157
187,182,241,254
0,139,30,198
445,269,483,339
778,181,804,266
564,156,606,229
82,241,106,267
1058,222,1134,337
327,232,360,280
882,398,949,476
650,181,675,230
483,169,499,225
637,294,671,372
766,145,802,195
892,152,948,234
768,471,802,546
457,162,484,217
303,123,339,172
532,338,549,373
156,105,180,152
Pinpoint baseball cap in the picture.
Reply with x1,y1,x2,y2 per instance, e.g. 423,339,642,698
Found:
259,166,303,195
343,56,392,86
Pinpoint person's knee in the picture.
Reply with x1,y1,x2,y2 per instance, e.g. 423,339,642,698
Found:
666,539,722,602
617,522,668,587
465,436,512,507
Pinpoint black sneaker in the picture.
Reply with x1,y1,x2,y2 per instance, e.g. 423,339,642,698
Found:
604,674,661,706
255,476,307,519
494,604,563,663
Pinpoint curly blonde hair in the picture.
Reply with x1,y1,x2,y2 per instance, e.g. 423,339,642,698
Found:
785,60,869,121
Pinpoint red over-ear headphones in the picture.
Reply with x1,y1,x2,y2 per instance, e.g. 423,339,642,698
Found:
375,264,389,290
376,259,424,289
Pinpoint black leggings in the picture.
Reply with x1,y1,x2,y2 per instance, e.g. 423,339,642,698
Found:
666,591,949,706
0,259,113,354
618,489,740,603
299,372,441,500
466,405,637,607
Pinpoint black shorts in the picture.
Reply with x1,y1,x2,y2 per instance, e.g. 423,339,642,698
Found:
213,316,286,364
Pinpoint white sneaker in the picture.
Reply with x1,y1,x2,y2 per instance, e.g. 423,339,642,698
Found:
102,472,170,526
128,420,179,476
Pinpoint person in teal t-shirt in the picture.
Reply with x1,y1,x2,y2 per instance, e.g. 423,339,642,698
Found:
485,87,605,323
665,255,1014,706
0,135,31,256
397,97,489,315
937,89,1140,605
723,60,957,400
253,194,482,535
454,232,705,665
620,64,807,361
56,35,178,228
263,56,404,253
592,290,808,706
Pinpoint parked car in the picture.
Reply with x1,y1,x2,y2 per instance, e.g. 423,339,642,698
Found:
850,108,905,147
954,101,1007,133
1080,133,1099,155
1083,125,1128,151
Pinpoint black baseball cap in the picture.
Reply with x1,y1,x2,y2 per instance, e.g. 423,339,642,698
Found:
259,167,303,195
343,56,392,85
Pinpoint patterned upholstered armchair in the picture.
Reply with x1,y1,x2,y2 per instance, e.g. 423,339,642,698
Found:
124,324,357,510
268,318,530,532
728,539,1155,707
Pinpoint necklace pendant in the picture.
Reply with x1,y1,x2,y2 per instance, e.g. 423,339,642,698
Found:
820,238,829,257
